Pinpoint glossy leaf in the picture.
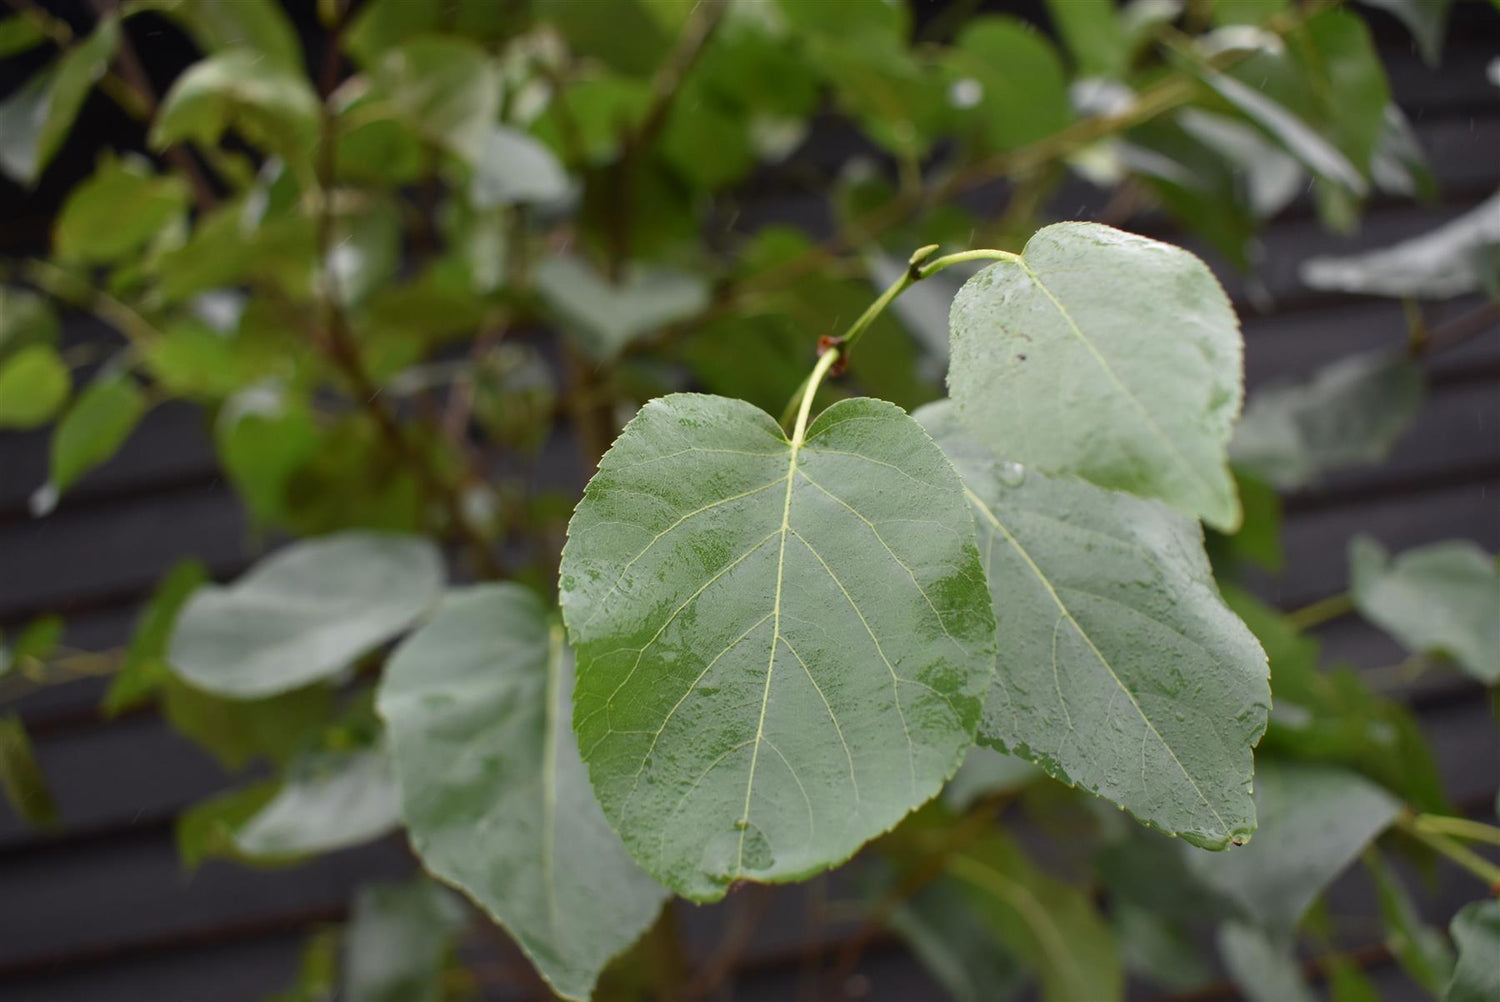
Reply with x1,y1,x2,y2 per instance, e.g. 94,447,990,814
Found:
946,831,1123,1002
1350,537,1500,684
1181,760,1400,933
235,745,400,859
54,154,190,262
168,532,443,697
1301,191,1500,300
946,222,1244,530
1231,350,1424,491
1446,899,1500,1002
380,584,669,1000
920,400,1268,849
49,374,147,494
0,344,69,428
561,394,996,901
0,14,118,184
0,714,58,827
344,879,468,1002
152,49,320,169
535,255,709,360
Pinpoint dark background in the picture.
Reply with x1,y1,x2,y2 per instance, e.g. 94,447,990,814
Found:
2,2,1498,999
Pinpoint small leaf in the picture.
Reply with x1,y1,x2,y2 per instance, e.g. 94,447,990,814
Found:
381,584,669,1000
168,531,443,697
0,14,118,184
235,745,400,859
161,677,333,771
344,879,468,1002
1349,537,1500,685
54,154,190,262
1217,922,1316,1002
175,780,280,869
152,49,320,169
1230,349,1425,491
535,255,709,360
0,16,47,58
1446,899,1500,1002
49,374,148,494
0,287,60,362
103,559,209,717
1367,849,1455,997
1300,191,1500,300
947,222,1244,530
0,344,69,428
468,127,571,208
1181,760,1401,934
920,400,1268,850
0,714,59,828
561,393,996,901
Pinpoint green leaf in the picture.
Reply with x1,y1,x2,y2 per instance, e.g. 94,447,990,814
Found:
369,37,499,162
919,399,1268,850
215,389,321,526
1217,922,1316,1002
1327,954,1382,1002
1350,537,1500,685
168,532,444,697
560,393,996,901
1301,192,1500,300
175,780,280,869
535,255,709,360
152,49,320,169
945,831,1123,1002
344,879,468,1002
162,677,333,771
49,374,147,494
1181,760,1401,933
265,926,340,1002
888,878,1025,1002
1045,0,1127,77
0,714,59,828
1231,350,1425,491
943,745,1040,813
381,584,669,1000
54,154,190,262
1359,0,1451,66
1367,849,1455,997
151,0,303,70
947,222,1244,530
0,16,47,57
1114,900,1215,993
1446,899,1500,1002
0,344,69,428
537,0,676,77
0,14,118,184
468,127,570,208
235,745,400,859
103,559,209,717
945,17,1073,153
0,287,60,363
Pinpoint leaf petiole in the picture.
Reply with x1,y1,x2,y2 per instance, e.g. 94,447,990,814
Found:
1396,812,1500,892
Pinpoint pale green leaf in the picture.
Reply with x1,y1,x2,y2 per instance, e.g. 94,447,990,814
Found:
235,745,400,858
1446,899,1500,1002
380,584,668,1001
535,255,709,359
560,394,996,901
0,14,117,184
468,126,571,208
168,532,444,697
54,154,190,262
919,399,1268,849
1217,922,1316,1002
152,49,320,168
49,374,147,493
1181,760,1401,933
946,222,1244,530
0,344,69,428
0,714,58,828
1301,192,1500,300
1114,900,1215,993
945,831,1123,1002
370,37,499,162
1350,537,1500,684
889,878,1025,1002
344,879,468,1002
1230,350,1425,490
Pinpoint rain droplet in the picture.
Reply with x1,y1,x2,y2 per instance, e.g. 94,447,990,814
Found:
994,461,1026,488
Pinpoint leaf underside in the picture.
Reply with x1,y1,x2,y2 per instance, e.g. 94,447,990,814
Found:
560,393,996,901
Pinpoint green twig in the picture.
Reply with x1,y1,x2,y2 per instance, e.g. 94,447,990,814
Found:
1284,592,1355,632
1396,812,1500,892
1413,814,1500,849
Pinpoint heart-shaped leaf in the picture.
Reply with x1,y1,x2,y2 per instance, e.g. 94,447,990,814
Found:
169,532,443,697
380,584,668,1001
919,399,1268,849
946,221,1244,530
560,393,996,901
